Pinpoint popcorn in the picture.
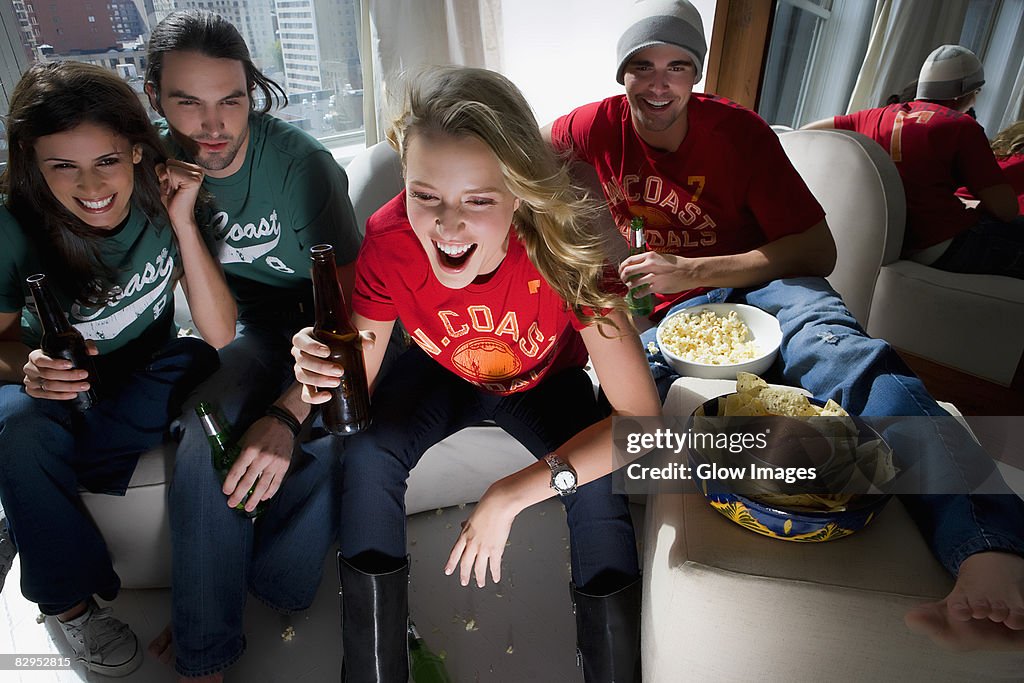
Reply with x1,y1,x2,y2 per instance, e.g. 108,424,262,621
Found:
660,310,758,365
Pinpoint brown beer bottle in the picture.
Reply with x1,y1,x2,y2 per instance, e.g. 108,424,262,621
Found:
310,244,371,435
25,273,99,410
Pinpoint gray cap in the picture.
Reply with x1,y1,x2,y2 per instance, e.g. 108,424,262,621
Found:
616,0,707,85
916,45,984,100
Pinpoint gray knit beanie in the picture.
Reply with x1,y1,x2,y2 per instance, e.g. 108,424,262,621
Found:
616,0,707,85
916,45,985,100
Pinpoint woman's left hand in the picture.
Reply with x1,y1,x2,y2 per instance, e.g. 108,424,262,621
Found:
156,159,205,230
445,487,518,588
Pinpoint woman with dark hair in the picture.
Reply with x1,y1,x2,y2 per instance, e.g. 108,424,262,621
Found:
0,61,235,677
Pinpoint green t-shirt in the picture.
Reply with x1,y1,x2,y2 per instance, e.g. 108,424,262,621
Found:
161,112,361,316
0,205,179,355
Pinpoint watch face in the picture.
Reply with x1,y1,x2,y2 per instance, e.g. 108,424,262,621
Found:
554,471,576,491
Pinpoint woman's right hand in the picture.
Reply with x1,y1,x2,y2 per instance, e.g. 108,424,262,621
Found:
291,326,375,404
156,159,205,231
23,343,97,400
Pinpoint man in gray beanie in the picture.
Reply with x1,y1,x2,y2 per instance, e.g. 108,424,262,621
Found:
806,44,1020,277
547,0,1024,664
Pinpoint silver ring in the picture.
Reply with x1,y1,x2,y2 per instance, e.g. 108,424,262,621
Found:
38,378,45,391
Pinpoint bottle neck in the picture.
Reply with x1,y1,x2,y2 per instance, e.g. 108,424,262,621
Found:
197,410,231,450
311,254,354,334
27,277,73,335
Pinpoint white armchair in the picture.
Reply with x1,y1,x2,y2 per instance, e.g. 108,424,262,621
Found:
778,128,1024,385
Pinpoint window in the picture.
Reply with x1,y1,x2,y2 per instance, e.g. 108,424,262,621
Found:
758,0,874,128
0,0,366,162
758,0,1024,132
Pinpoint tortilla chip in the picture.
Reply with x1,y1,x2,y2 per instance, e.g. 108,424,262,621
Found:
723,392,769,416
819,399,849,417
759,387,819,417
736,371,768,397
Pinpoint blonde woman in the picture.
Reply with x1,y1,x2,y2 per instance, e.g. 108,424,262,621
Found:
989,121,1024,214
291,66,660,682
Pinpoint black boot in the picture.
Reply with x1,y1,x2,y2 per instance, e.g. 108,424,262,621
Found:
338,553,409,683
572,577,642,683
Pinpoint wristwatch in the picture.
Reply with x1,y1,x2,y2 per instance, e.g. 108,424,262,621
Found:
544,453,578,496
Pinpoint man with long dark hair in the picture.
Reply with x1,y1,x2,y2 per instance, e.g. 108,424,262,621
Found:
143,10,361,681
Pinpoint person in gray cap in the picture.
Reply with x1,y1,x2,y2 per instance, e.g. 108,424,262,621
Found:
806,44,1022,276
547,0,1024,656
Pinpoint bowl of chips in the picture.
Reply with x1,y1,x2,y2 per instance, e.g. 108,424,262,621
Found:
655,304,782,380
686,372,894,542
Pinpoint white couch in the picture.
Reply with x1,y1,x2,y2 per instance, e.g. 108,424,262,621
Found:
779,129,1024,385
642,378,1024,681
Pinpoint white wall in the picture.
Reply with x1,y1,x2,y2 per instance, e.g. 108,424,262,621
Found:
501,0,718,127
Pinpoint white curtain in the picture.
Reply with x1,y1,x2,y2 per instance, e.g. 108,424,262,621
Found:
846,0,969,112
359,0,504,144
972,0,1024,135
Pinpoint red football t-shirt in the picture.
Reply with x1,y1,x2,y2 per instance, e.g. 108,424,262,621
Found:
834,102,1006,250
550,93,825,317
354,193,589,395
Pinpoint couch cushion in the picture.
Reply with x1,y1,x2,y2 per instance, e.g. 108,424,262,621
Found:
869,261,1024,384
642,497,1023,681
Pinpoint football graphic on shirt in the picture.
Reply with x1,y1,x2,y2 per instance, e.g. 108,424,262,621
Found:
451,338,522,381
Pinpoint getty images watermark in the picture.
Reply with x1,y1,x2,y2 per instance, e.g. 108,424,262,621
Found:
611,415,1020,497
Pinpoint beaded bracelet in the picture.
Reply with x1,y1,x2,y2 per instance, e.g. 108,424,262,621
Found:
265,404,302,437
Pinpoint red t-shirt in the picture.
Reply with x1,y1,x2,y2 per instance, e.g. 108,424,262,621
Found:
834,102,1006,250
550,94,825,317
354,193,589,395
957,153,1024,215
999,153,1024,215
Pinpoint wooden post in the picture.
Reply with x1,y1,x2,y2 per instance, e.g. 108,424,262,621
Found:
704,0,776,109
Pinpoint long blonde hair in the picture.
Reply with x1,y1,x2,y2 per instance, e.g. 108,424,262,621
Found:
385,66,623,330
991,121,1024,158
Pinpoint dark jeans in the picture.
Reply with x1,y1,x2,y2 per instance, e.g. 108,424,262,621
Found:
0,336,217,614
932,215,1024,279
304,348,640,591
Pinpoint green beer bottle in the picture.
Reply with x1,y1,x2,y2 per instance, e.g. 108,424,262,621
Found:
408,620,452,683
625,216,654,317
195,401,267,519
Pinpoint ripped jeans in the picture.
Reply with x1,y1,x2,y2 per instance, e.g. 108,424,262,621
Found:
642,276,1024,576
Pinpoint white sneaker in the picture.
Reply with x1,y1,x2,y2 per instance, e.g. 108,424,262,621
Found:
58,598,142,677
0,512,15,592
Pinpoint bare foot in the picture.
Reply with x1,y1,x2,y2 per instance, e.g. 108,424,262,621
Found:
148,624,174,665
905,551,1024,651
148,625,225,681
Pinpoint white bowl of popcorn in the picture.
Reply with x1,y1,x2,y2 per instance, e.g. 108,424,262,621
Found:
655,303,783,380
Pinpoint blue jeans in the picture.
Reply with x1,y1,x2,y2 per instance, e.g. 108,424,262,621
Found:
168,320,341,678
932,215,1024,279
643,277,1024,575
304,348,640,592
0,336,217,615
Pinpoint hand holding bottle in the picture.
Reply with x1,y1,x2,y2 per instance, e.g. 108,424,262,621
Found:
25,273,100,409
23,342,98,401
291,326,377,405
222,416,295,512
